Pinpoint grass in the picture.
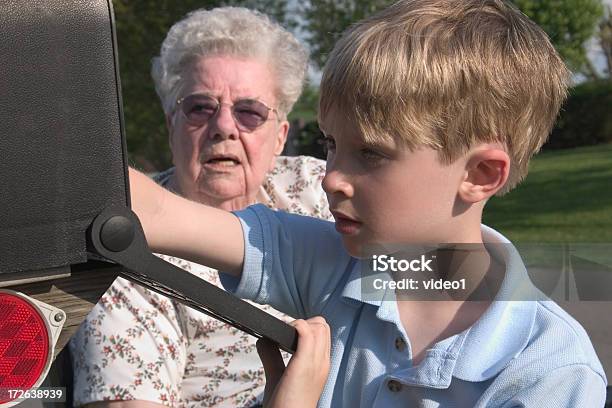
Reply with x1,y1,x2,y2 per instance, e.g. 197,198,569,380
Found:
483,143,612,243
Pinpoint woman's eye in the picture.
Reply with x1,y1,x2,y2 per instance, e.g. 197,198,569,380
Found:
191,104,215,114
235,108,265,120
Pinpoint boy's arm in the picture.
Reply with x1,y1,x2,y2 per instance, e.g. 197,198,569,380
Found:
219,205,349,319
128,167,244,277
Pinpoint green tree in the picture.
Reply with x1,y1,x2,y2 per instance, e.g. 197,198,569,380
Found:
597,5,612,79
512,0,604,77
302,0,604,75
301,0,393,70
113,0,292,171
288,83,320,122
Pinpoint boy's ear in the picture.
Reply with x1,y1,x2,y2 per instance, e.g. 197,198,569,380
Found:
458,145,510,203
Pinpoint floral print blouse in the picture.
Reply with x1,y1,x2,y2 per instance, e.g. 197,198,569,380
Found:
70,156,332,407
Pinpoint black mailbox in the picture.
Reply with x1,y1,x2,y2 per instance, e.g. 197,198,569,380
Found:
0,2,297,400
0,0,129,275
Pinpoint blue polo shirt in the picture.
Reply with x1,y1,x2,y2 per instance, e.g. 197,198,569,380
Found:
221,204,607,407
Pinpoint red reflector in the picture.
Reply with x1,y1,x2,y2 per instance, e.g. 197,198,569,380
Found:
0,292,51,404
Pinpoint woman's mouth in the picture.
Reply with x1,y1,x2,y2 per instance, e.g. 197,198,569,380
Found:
203,155,241,170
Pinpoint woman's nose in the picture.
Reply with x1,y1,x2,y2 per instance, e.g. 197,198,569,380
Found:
208,104,239,140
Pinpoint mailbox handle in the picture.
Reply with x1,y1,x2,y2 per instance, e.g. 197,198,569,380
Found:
87,206,298,353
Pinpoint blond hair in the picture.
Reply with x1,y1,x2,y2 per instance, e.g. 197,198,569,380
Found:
319,0,570,194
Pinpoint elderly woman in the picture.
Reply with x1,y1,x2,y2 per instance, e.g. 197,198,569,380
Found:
70,7,330,407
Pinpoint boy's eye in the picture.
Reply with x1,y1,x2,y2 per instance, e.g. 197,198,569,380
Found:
360,147,386,162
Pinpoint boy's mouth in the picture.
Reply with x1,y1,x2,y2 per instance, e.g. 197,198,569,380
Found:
331,210,362,235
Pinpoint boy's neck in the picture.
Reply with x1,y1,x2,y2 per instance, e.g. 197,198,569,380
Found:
387,242,505,302
433,243,504,300
393,245,505,366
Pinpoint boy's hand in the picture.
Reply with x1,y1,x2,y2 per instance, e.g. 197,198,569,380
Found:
256,317,331,408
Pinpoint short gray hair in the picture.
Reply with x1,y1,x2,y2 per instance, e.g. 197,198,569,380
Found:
152,7,308,119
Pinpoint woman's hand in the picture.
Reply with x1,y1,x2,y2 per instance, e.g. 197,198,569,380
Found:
256,317,331,408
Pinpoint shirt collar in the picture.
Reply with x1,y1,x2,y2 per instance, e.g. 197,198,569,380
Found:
340,225,539,385
452,225,538,382
340,258,383,307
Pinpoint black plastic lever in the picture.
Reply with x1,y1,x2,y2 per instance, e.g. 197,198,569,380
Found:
87,206,298,353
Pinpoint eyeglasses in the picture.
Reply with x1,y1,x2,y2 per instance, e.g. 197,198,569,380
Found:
176,93,278,132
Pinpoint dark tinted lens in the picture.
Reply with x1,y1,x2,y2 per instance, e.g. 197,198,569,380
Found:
181,95,217,125
233,100,269,130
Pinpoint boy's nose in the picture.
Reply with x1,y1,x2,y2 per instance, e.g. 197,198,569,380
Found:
322,167,354,198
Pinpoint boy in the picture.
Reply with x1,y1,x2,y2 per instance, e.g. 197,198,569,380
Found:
129,0,607,406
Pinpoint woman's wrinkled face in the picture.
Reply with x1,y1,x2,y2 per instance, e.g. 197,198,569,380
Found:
168,55,288,209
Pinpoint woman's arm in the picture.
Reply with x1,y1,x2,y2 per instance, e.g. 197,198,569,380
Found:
129,168,244,277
